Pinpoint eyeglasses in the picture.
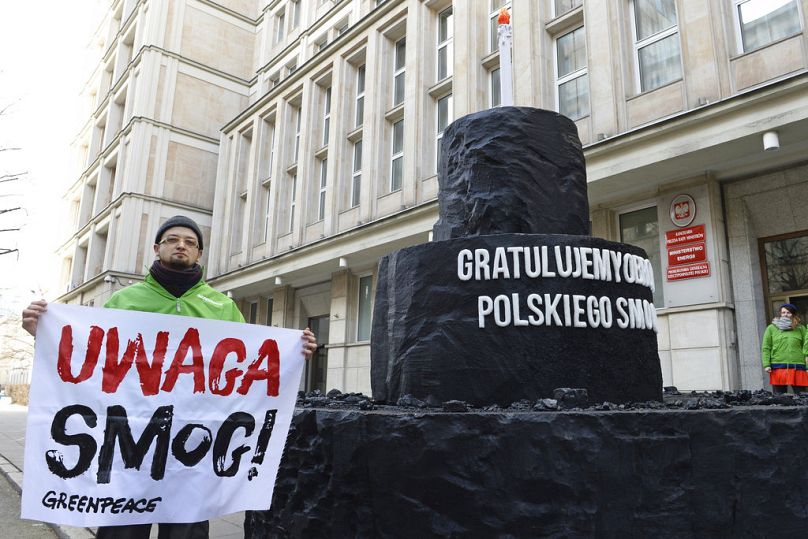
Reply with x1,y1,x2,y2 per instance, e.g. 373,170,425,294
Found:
159,236,199,249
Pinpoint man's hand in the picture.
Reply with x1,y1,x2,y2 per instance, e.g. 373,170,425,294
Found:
302,327,318,359
22,300,48,337
765,367,772,373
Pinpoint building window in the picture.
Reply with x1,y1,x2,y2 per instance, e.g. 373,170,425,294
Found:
258,119,275,181
631,0,681,92
266,298,274,326
289,174,297,232
269,72,280,88
555,26,589,120
255,119,274,245
390,120,404,192
619,206,663,306
351,140,362,208
248,301,258,324
260,180,272,243
357,275,373,341
489,0,512,53
554,0,582,17
275,9,285,44
292,107,301,164
355,64,366,127
734,0,801,53
291,0,301,29
318,158,327,221
436,94,452,171
322,87,331,147
393,37,406,107
490,67,501,107
231,130,251,254
336,19,349,36
437,7,453,81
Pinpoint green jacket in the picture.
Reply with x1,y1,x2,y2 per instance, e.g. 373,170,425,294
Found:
104,273,245,323
761,323,808,369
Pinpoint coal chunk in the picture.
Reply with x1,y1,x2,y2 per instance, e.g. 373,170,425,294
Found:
442,400,469,413
552,388,589,409
396,394,428,408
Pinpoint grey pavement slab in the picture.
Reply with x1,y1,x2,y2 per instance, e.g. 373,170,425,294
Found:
0,468,57,538
1,403,247,538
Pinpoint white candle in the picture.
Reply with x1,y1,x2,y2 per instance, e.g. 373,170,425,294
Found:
497,8,513,107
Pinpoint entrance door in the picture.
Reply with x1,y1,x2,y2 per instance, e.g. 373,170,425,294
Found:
305,315,329,393
761,231,808,320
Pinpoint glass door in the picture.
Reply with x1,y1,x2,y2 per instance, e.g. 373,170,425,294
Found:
760,231,808,321
305,314,329,393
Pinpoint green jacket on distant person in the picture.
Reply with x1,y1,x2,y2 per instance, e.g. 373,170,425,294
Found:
104,273,245,323
761,323,808,369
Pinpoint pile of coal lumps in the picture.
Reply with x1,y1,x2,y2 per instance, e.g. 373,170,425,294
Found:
298,386,808,413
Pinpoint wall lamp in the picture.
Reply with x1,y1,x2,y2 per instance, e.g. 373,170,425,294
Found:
763,131,779,152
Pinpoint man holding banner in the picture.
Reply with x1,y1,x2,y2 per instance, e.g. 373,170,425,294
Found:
21,215,317,539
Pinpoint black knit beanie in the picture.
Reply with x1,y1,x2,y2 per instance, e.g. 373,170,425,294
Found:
154,215,204,250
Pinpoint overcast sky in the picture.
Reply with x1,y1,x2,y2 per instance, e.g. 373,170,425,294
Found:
0,1,105,313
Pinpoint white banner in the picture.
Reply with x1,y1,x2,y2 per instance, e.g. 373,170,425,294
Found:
21,303,304,527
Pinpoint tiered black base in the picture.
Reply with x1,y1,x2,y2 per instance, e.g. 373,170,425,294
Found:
246,405,808,538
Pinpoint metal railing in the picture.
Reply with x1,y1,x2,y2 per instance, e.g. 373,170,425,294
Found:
0,367,31,387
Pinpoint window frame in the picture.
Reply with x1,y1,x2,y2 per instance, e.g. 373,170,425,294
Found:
275,9,286,44
291,0,301,29
351,139,362,208
553,0,582,18
261,178,272,244
390,119,404,192
731,0,803,54
490,67,501,107
288,174,297,233
393,37,406,107
437,7,454,81
292,106,301,164
318,158,328,221
322,87,331,148
629,0,682,93
554,25,590,121
355,64,366,127
435,93,453,172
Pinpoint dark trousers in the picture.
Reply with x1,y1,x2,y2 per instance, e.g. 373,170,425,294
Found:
772,385,806,395
95,521,209,539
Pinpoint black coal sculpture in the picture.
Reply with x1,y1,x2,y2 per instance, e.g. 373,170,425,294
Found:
372,107,662,405
245,108,806,537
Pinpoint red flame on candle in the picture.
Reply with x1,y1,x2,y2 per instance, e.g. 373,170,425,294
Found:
498,7,511,25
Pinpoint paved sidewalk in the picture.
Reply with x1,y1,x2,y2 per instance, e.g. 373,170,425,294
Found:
0,466,57,538
0,402,245,539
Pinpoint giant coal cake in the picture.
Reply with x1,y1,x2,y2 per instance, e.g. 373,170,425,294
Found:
244,108,803,538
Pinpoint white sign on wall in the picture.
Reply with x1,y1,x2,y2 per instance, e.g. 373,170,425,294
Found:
21,304,304,527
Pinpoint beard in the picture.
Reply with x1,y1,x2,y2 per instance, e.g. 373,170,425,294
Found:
161,253,196,271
